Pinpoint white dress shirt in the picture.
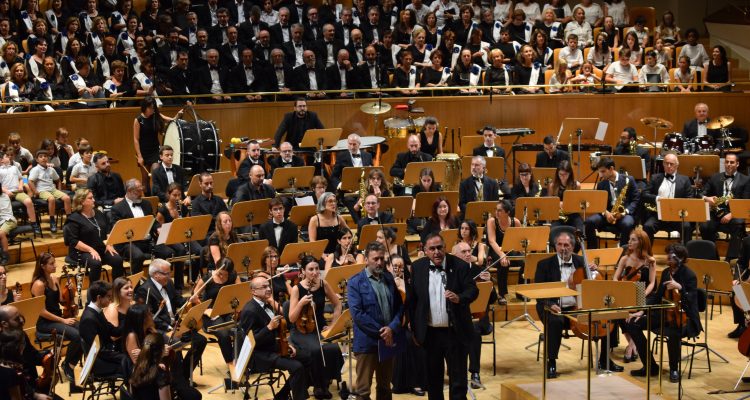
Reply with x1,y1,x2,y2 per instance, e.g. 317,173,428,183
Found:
557,255,576,307
427,264,449,327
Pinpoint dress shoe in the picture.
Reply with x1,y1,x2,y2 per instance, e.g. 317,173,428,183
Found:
411,388,426,396
69,382,84,394
547,366,558,379
729,325,746,339
598,360,624,372
62,363,75,382
669,370,680,383
470,372,482,389
630,365,660,377
498,297,507,305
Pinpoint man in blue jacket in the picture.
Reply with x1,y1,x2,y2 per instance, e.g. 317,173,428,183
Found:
347,241,404,399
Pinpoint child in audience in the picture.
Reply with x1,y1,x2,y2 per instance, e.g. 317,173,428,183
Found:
0,150,40,234
8,132,33,174
558,34,583,72
673,55,696,92
69,145,95,188
0,183,16,265
28,150,71,233
639,50,669,92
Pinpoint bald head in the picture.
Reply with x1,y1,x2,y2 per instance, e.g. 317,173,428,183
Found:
250,164,265,185
0,305,23,330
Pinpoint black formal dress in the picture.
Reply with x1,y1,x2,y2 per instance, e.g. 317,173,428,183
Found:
79,304,126,376
135,114,162,166
63,211,125,281
200,271,239,363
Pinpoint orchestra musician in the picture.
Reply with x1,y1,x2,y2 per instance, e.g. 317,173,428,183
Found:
700,152,749,260
391,134,434,196
190,172,229,239
472,126,506,159
206,211,241,270
273,97,324,150
308,192,348,256
239,276,312,400
134,259,207,381
156,183,196,291
641,153,693,245
612,228,657,364
534,231,622,379
236,140,268,183
459,156,501,215
79,280,126,376
420,196,460,243
260,246,294,302
0,265,20,305
377,226,413,269
613,127,651,165
30,252,83,393
510,162,540,201
86,153,126,208
356,193,394,233
486,201,521,305
128,333,172,400
535,135,569,168
104,277,134,348
133,97,183,193
420,117,442,158
584,157,639,249
347,241,404,400
233,165,277,204
622,243,703,383
258,198,299,256
151,145,188,204
350,169,393,220
331,133,373,191
324,226,365,269
407,232,477,400
682,102,719,140
545,160,584,233
288,255,344,399
268,141,305,180
194,258,242,371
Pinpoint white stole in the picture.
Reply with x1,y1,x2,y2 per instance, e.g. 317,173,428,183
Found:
98,54,110,78
436,26,443,49
118,32,134,54
480,41,490,65
27,58,40,78
469,64,481,86
438,67,451,85
390,6,398,29
550,22,561,40
512,41,522,54
424,44,433,62
6,81,19,101
130,56,142,74
390,44,399,69
528,63,541,86
134,72,162,106
450,44,461,69
104,79,118,108
465,22,477,44
69,73,87,104
63,56,78,74
542,47,552,65
90,33,103,57
35,77,54,106
492,21,502,43
0,60,9,81
408,65,417,88
524,22,533,43
335,4,342,20
59,34,68,54
45,10,59,32
80,12,94,32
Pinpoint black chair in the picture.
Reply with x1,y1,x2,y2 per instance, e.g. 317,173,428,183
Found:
681,288,711,379
8,223,37,263
79,340,126,400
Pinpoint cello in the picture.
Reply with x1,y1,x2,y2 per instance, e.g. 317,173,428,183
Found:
569,231,612,340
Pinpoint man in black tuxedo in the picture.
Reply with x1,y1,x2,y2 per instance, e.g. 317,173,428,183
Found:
324,49,358,96
208,7,232,47
79,280,126,376
331,133,373,189
316,23,343,68
235,140,268,182
151,145,187,203
268,141,305,179
303,7,323,42
187,28,213,69
356,193,394,233
700,152,750,260
292,50,327,97
361,6,383,45
613,127,651,190
286,0,309,25
406,233,477,400
584,157,640,249
472,126,506,159
238,6,270,46
110,179,174,274
682,102,719,140
167,51,194,103
535,231,621,378
251,29,273,62
153,29,186,77
233,164,277,204
239,275,311,400
190,172,228,238
228,48,268,102
345,28,366,65
269,48,295,92
270,7,293,47
459,156,500,215
225,0,249,26
390,134,433,195
273,97,324,149
642,153,694,244
258,198,298,255
282,24,310,68
192,49,231,103
135,259,207,379
535,135,569,168
218,25,246,70
335,8,356,46
356,45,389,91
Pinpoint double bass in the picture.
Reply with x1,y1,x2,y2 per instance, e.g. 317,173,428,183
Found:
569,231,612,340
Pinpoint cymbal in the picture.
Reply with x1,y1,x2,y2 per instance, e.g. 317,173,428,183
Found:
360,101,391,115
640,117,673,130
706,115,734,129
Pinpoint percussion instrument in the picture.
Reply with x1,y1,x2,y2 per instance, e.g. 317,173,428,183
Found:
164,119,221,175
436,153,462,191
640,117,674,130
661,133,686,154
688,136,716,154
360,101,391,115
706,115,734,130
330,136,387,151
384,118,412,139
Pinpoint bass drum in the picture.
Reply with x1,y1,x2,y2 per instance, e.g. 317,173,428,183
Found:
163,119,221,175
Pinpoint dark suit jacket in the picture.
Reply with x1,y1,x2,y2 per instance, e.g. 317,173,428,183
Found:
188,43,214,69
225,0,251,25
356,212,394,233
135,278,187,332
356,62,390,89
87,172,125,207
642,173,694,206
324,64,359,90
315,38,344,66
236,156,267,181
361,21,383,44
268,155,305,178
110,198,157,240
258,219,298,255
348,268,404,353
390,151,433,179
535,149,569,168
702,172,750,214
459,175,500,214
232,181,277,204
238,20,270,46
406,254,478,344
286,1,309,25
657,264,703,338
192,64,230,96
239,298,280,369
273,111,325,149
268,63,295,91
282,40,313,66
152,40,186,76
331,150,373,188
218,42,247,69
151,163,187,203
472,144,506,159
208,24,232,47
252,43,274,63
79,306,125,368
534,253,585,317
303,22,323,43
228,61,272,94
167,66,193,99
269,23,293,47
292,63,327,91
682,119,720,141
345,42,366,65
595,173,640,215
335,22,356,45
392,67,420,88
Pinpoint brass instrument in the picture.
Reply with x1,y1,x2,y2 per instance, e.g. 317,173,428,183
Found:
535,180,542,198
522,205,528,227
629,139,637,155
477,177,484,201
612,172,629,220
568,132,573,155
713,193,733,219
359,169,367,218
644,201,657,213
559,209,569,223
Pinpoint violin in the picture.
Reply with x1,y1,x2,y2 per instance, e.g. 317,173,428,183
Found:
663,270,687,328
621,265,643,282
738,311,750,357
278,312,291,357
59,265,78,318
296,300,318,334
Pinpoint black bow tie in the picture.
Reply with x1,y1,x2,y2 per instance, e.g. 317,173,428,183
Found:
307,67,315,71
367,217,378,223
429,263,443,272
665,174,674,180
132,202,141,208
209,66,218,70
165,167,172,172
245,66,253,70
263,303,273,311
295,43,302,47
273,222,283,228
562,262,573,268
355,45,362,49
283,162,292,167
698,120,707,125
351,153,361,158
339,65,347,70
275,66,284,70
726,174,735,180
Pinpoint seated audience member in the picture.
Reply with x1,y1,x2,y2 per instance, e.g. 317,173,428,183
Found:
87,153,125,208
28,149,71,233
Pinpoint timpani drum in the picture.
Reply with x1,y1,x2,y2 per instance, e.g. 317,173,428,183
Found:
436,153,461,191
163,119,221,175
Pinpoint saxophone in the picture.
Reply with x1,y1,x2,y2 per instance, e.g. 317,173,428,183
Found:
477,177,484,201
629,139,637,155
535,179,542,197
611,172,629,220
522,205,528,227
557,185,569,223
713,193,733,218
359,169,367,218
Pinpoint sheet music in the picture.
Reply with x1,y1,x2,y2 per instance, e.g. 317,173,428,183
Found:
233,332,255,381
156,222,172,245
640,159,646,179
295,196,314,206
595,121,608,141
734,285,750,312
79,335,100,386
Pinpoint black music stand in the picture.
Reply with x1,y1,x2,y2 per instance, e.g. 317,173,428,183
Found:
106,216,155,274
271,166,315,196
230,199,271,239
559,118,604,179
158,215,212,285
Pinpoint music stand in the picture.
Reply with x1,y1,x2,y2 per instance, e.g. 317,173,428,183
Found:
280,240,328,266
127,271,145,289
226,240,269,278
559,117,604,179
677,155,720,180
233,331,256,383
300,128,342,163
142,196,159,216
413,191,459,218
514,197,560,225
532,168,557,187
729,199,750,220
403,161,447,185
657,198,708,241
230,199,271,238
13,295,45,332
462,156,505,180
340,166,383,192
320,309,355,398
357,223,406,250
585,248,624,279
172,299,211,386
207,281,253,393
106,216,155,274
271,166,315,195
465,201,498,226
470,281,494,314
378,197,413,222
186,171,233,198
500,228,550,330
158,215,212,285
562,190,607,220
513,281,576,345
78,335,100,387
324,262,362,309
288,205,316,227
686,258,733,363
608,155,647,181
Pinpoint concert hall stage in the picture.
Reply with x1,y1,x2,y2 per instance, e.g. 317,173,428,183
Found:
501,375,669,400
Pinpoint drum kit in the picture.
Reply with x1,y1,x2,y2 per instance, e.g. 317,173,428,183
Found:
361,99,436,139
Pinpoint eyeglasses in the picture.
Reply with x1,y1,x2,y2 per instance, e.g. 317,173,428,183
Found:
427,245,444,251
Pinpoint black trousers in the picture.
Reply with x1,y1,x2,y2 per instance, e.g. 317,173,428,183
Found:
424,326,468,400
203,314,235,363
73,247,125,282
643,216,692,245
700,216,745,260
622,314,683,371
468,317,492,373
584,214,636,249
537,305,610,365
114,241,173,275
174,330,208,379
251,349,312,400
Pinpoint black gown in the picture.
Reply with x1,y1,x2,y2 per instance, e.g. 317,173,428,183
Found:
315,215,339,255
136,113,162,166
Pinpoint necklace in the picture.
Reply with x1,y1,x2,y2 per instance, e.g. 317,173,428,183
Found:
85,212,102,236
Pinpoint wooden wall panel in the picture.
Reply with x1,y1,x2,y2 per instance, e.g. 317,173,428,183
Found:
0,92,745,184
